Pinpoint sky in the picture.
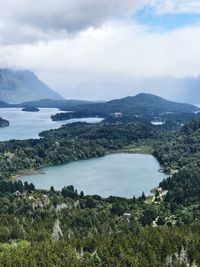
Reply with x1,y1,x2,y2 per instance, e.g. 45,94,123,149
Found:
0,0,200,101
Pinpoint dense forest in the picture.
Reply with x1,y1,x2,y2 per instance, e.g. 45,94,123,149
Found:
0,115,200,265
0,180,199,266
0,122,157,180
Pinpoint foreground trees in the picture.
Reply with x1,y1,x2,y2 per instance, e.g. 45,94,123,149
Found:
0,117,200,265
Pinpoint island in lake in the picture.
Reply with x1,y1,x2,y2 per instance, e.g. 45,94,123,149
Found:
22,107,40,112
51,111,100,121
0,117,9,127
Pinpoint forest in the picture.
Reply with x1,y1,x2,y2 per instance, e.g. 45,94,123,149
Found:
0,122,157,180
0,117,200,266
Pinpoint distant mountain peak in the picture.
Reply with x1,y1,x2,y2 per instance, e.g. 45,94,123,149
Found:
75,92,199,115
134,92,162,98
0,68,63,104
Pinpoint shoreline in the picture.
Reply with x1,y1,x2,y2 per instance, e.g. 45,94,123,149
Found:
15,150,171,181
15,149,169,184
15,149,154,181
13,169,46,181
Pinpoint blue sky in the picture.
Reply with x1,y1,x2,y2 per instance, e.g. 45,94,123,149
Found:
135,7,200,31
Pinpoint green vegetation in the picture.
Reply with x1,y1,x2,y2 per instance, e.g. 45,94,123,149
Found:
153,117,200,211
0,122,157,180
0,180,199,266
19,98,93,109
154,117,200,171
0,114,200,265
121,142,154,154
51,111,101,121
71,93,199,116
0,117,9,128
22,107,39,112
51,94,200,132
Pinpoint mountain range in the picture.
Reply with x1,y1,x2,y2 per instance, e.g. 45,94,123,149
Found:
0,69,63,103
16,93,199,118
0,69,200,116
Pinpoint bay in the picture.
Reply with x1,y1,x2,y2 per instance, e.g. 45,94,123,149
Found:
0,108,103,141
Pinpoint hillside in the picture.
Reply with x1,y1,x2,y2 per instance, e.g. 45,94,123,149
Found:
0,114,199,265
0,119,199,265
155,116,200,172
65,93,199,116
18,99,94,109
0,69,63,103
0,100,10,108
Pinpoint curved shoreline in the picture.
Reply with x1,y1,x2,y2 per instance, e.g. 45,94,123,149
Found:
18,152,168,198
15,147,171,182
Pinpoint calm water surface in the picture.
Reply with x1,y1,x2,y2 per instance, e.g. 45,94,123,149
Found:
21,153,167,198
0,108,103,141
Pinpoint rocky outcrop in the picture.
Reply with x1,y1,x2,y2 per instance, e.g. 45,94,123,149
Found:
51,219,63,241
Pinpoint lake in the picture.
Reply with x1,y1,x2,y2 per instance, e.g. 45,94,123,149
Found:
21,153,167,198
0,108,103,141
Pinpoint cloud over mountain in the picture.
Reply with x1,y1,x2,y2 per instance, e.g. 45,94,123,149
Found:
0,1,200,101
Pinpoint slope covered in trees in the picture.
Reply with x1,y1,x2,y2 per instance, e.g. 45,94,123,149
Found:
0,180,199,266
0,117,199,265
70,93,199,115
18,98,93,109
0,122,156,180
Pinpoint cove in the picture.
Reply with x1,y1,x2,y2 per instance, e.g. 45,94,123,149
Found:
20,153,167,198
0,108,103,141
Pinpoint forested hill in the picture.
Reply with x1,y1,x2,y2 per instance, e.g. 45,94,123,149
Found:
68,93,199,115
15,94,199,118
0,69,63,103
18,99,94,109
0,99,10,107
154,116,200,171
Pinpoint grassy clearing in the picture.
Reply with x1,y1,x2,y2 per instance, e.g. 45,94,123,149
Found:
121,144,154,154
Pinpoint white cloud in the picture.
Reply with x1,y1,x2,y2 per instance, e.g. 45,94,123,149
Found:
6,21,200,77
1,20,200,99
0,1,200,100
0,0,149,44
152,0,200,14
0,0,200,44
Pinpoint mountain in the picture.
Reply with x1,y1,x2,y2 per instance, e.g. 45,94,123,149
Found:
18,99,94,109
114,76,200,104
0,100,10,108
73,93,199,115
0,69,63,103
